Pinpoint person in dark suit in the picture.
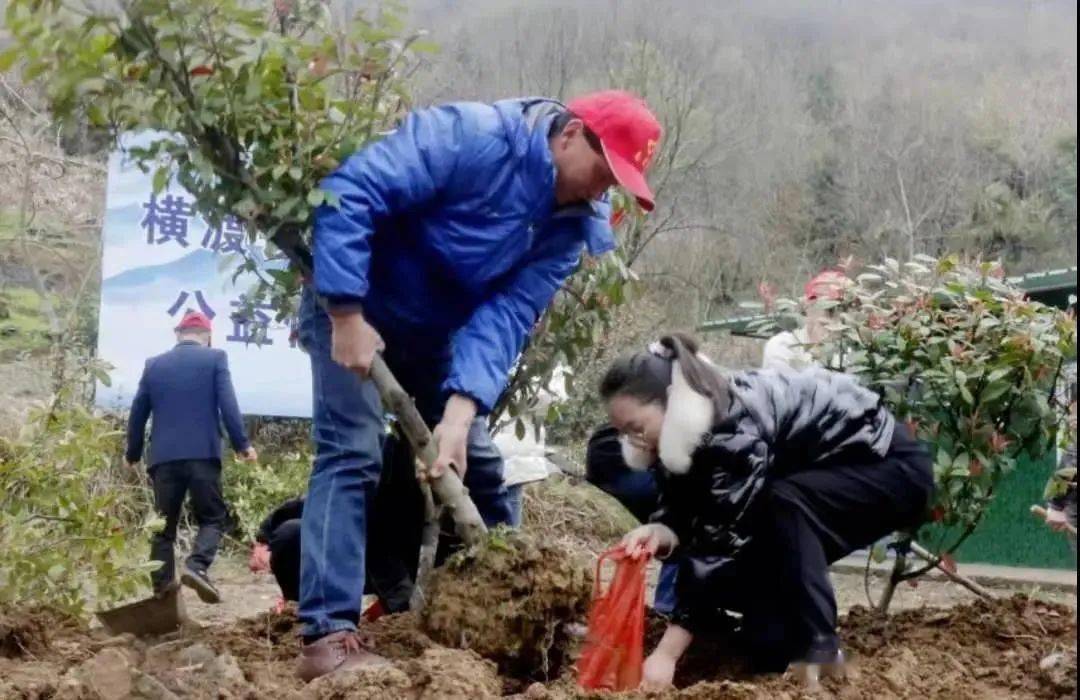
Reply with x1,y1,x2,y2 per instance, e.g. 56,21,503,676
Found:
125,309,258,603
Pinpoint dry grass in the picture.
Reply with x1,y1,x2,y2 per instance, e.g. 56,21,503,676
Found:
521,473,640,558
2,80,108,423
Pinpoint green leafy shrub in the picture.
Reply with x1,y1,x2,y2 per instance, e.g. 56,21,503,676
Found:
0,405,159,616
222,449,310,543
3,0,429,320
760,255,1075,598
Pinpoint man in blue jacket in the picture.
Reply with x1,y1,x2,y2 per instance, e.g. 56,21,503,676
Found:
125,310,258,603
295,91,662,680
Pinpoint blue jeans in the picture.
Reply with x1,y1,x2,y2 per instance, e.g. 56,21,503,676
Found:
507,483,524,528
297,289,512,637
654,559,678,615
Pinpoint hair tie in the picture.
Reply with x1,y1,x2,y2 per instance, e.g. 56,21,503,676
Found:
648,340,674,359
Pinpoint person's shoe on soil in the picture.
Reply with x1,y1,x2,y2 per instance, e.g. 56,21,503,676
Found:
180,564,222,604
296,630,389,682
788,649,846,690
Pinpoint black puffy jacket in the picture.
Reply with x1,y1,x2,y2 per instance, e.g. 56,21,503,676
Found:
649,367,896,624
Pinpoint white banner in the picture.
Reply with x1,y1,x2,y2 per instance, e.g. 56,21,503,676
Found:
95,131,312,417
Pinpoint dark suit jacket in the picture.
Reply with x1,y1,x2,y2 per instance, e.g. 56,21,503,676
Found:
125,340,250,467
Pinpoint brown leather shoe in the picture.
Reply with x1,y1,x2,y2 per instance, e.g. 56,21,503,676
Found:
296,630,389,682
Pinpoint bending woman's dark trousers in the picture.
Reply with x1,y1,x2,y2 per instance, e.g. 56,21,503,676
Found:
696,424,933,671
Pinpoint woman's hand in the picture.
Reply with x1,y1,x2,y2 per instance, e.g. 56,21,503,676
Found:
642,649,677,689
641,624,693,690
621,523,679,559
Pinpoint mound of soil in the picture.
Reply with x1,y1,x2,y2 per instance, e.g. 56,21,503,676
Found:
420,528,592,680
0,607,51,659
522,475,640,556
509,595,1078,700
0,594,1074,699
311,647,503,699
830,595,1078,700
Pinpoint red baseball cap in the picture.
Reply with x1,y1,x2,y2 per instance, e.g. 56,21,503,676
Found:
175,310,212,332
567,90,662,211
804,270,848,301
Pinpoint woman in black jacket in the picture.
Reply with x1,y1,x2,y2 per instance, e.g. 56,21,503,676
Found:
600,333,934,689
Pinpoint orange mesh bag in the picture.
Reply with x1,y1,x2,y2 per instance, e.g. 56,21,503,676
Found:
577,548,649,691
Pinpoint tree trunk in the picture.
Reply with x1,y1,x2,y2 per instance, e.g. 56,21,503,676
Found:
876,546,907,614
369,356,488,546
909,541,994,600
409,481,440,611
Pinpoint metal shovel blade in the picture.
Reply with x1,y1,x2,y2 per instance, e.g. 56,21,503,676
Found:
95,584,187,637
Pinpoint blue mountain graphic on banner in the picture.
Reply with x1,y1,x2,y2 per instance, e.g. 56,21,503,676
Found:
105,202,148,225
102,249,222,302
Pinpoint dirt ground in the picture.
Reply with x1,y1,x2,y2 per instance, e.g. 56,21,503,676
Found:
1,555,1075,699
184,554,1076,629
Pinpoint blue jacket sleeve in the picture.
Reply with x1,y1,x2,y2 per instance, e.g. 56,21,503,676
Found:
125,361,152,463
214,351,250,453
313,106,466,307
442,230,583,413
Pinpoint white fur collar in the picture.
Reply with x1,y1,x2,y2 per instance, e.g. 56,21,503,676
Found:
657,358,716,474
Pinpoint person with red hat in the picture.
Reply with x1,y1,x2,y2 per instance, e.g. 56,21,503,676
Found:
761,270,847,371
125,309,258,603
295,91,661,680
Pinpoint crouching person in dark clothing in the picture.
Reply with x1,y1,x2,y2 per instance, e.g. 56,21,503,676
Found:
251,497,305,602
250,495,416,617
250,438,425,615
600,334,934,690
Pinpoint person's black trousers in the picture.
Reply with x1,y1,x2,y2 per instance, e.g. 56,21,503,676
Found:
266,515,414,613
149,459,228,590
268,519,302,601
265,437,421,614
715,425,934,671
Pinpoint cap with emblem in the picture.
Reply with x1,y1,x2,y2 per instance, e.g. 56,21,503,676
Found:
567,90,662,211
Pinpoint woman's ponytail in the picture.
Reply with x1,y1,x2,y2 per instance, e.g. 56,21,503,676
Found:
601,332,729,417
